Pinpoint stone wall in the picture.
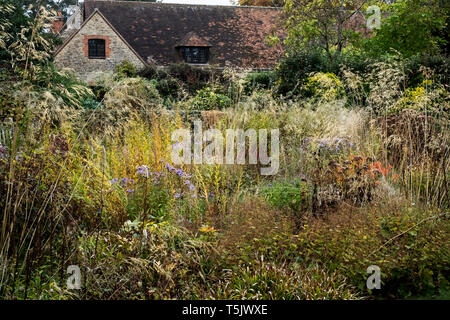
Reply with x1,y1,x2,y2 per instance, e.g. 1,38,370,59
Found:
54,12,145,83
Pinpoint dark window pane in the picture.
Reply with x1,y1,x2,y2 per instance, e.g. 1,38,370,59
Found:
88,39,106,58
181,47,208,64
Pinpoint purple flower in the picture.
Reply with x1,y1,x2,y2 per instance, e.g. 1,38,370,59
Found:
174,192,184,199
0,144,7,159
110,178,119,185
136,165,150,177
175,168,185,177
184,179,196,191
123,178,134,183
126,189,135,193
165,163,175,171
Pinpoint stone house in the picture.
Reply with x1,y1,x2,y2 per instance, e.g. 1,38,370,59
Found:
54,0,284,83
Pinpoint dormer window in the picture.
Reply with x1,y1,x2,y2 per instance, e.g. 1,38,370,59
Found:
176,32,211,65
88,39,106,59
181,47,209,64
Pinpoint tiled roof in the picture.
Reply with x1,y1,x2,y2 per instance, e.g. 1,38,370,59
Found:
176,32,211,48
83,0,284,68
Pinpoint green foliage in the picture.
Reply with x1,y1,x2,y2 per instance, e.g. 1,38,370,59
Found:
114,60,137,79
0,1,449,300
243,71,276,94
261,180,311,213
275,49,370,97
75,223,214,299
187,87,232,111
166,63,215,94
390,80,449,115
403,53,450,88
364,0,448,58
138,63,221,101
217,261,359,299
281,0,364,55
0,1,29,61
302,72,346,102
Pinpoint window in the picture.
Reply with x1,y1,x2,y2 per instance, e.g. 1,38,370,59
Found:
180,47,209,64
88,39,106,59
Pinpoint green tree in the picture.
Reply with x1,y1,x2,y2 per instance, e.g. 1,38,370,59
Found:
364,0,448,57
0,0,30,62
280,0,365,58
0,0,59,67
239,0,285,7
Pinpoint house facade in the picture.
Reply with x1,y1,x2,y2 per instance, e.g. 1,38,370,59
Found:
54,0,284,82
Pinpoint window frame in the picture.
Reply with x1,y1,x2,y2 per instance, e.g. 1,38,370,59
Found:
88,38,106,59
180,46,209,64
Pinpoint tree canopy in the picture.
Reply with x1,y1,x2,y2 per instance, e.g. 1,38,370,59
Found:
363,0,448,57
239,0,284,7
277,0,448,59
280,0,365,57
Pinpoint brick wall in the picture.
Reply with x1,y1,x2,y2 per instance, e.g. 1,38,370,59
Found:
83,35,112,58
54,12,145,83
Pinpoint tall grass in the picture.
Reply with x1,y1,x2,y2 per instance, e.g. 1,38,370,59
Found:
0,3,448,299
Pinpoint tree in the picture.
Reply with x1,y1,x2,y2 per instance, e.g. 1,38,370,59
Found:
0,0,59,66
364,0,448,57
19,0,77,12
239,0,285,7
279,0,365,57
0,0,30,62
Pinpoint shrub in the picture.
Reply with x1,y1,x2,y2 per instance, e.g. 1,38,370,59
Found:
302,72,346,102
261,180,311,214
166,63,216,94
275,49,370,97
390,81,449,115
114,60,137,79
403,54,450,87
138,64,186,100
275,49,331,96
83,77,163,135
243,71,276,94
216,261,359,300
187,87,232,111
73,223,215,299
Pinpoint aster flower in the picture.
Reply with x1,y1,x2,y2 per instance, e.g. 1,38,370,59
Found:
175,168,185,177
136,165,150,178
0,144,7,159
165,163,175,171
174,192,184,199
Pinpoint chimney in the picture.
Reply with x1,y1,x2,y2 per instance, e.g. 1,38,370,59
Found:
50,11,64,34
